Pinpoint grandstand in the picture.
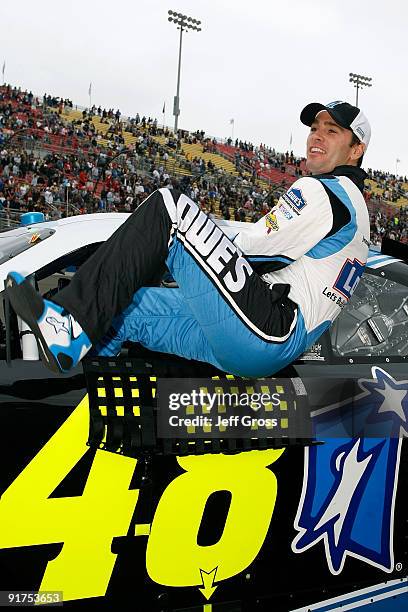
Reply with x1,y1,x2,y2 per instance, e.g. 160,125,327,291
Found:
1,82,407,243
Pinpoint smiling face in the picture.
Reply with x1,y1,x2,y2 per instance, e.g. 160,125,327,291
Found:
306,110,365,175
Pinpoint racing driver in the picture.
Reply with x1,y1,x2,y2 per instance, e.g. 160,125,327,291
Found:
6,101,371,377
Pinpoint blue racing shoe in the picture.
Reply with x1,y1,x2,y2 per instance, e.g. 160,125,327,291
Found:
6,271,92,373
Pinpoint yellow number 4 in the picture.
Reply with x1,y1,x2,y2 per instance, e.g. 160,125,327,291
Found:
0,397,138,602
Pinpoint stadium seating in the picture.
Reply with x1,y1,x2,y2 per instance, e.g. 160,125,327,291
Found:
1,83,407,239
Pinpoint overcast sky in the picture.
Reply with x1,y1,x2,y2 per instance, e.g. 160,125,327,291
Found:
3,0,407,176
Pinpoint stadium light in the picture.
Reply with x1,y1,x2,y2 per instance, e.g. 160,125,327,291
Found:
349,72,373,107
168,9,203,134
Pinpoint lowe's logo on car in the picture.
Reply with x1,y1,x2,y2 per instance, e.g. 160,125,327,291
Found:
334,257,365,300
282,188,307,213
292,367,407,575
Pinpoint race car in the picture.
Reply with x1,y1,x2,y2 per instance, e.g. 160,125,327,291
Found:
0,214,407,611
1,212,408,389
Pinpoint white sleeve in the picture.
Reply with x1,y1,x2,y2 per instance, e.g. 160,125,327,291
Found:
233,177,333,262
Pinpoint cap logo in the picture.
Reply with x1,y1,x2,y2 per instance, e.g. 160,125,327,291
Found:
326,101,344,108
355,126,365,139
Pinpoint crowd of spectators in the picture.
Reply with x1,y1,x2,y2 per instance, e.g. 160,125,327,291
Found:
242,145,303,178
0,84,272,227
1,83,408,245
216,137,304,180
370,207,408,245
365,168,408,204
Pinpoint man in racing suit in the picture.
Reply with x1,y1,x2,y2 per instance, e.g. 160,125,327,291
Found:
6,101,371,377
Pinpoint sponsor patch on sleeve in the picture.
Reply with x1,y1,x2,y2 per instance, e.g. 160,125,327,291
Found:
282,187,307,214
277,202,293,220
265,212,279,233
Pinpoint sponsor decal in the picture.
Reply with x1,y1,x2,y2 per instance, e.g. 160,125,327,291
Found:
322,286,347,308
265,212,279,233
299,343,325,361
362,236,370,248
277,203,293,220
176,194,253,293
334,258,365,300
29,233,41,244
282,187,307,214
293,367,407,575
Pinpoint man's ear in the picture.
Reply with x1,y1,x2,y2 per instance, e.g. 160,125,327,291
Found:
352,142,366,163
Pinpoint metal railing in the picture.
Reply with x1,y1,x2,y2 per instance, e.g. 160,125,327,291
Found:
0,209,22,232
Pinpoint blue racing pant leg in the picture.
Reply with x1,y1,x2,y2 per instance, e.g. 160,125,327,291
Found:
95,286,225,370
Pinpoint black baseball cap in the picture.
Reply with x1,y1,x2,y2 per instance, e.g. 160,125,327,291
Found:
300,101,371,149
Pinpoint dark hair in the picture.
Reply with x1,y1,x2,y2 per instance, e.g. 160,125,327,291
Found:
350,132,364,167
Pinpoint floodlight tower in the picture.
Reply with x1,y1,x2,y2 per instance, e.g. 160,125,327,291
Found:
349,73,373,107
168,9,202,134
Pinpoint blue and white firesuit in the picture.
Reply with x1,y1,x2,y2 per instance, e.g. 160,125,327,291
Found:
87,165,369,377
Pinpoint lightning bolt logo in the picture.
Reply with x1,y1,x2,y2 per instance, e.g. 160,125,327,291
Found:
292,367,405,575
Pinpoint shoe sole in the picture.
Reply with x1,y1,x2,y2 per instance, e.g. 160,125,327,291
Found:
6,274,65,374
